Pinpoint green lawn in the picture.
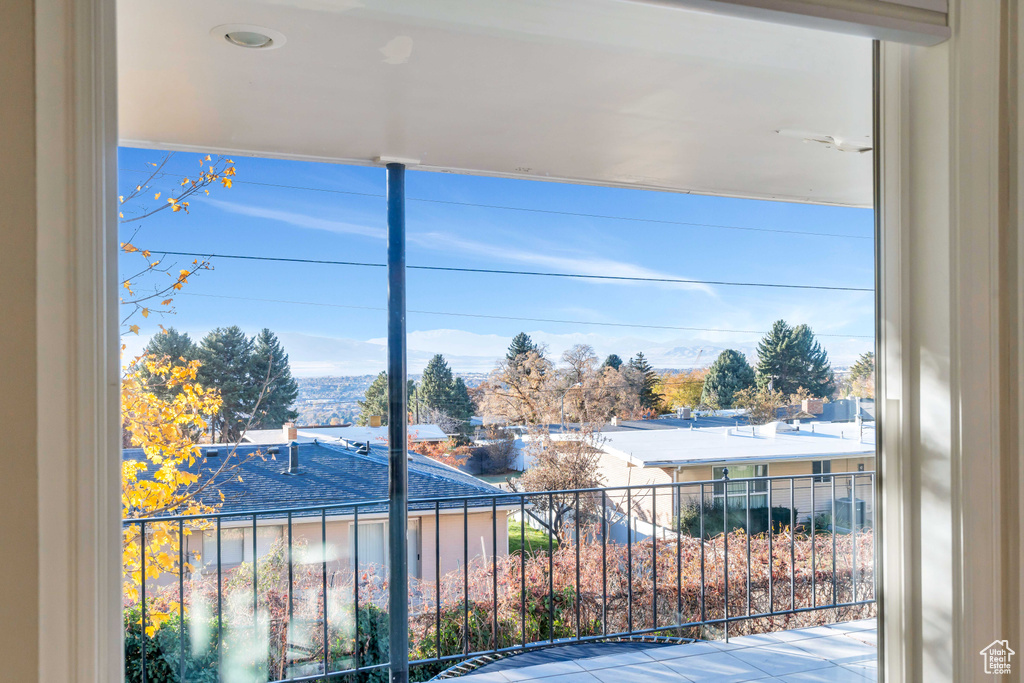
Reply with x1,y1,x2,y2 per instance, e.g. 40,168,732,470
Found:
508,520,559,555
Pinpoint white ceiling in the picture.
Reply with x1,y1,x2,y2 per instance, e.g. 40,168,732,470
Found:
118,0,873,207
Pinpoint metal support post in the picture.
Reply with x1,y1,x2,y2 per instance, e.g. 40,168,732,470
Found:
386,163,409,683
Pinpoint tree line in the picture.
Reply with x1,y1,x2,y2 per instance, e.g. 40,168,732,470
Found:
142,326,299,442
357,354,475,432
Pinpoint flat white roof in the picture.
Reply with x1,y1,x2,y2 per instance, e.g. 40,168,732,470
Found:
243,423,449,445
594,421,874,467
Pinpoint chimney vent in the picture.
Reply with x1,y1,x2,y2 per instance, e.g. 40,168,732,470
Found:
801,398,824,415
283,421,297,441
369,415,382,428
287,440,299,474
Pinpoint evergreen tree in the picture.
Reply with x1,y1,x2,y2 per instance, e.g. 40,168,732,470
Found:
701,349,755,409
601,354,624,371
507,332,538,362
849,351,875,382
450,376,475,421
357,371,389,426
419,354,455,412
248,328,299,429
141,328,197,401
628,352,661,411
196,326,256,442
755,320,835,398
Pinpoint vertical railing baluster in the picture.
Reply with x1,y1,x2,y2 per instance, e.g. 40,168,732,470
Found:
652,487,658,631
322,508,328,675
601,490,607,637
547,492,554,643
677,483,682,625
872,473,877,600
722,470,729,642
252,514,258,672
745,480,751,618
354,505,360,674
463,499,469,656
217,517,223,669
179,519,185,683
141,521,147,683
574,490,580,640
520,495,526,650
435,500,441,660
699,483,705,624
287,512,292,671
811,476,816,609
492,496,498,653
851,475,858,604
831,474,838,606
790,477,796,612
768,477,774,614
626,487,633,634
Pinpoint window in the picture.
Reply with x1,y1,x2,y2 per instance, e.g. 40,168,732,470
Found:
812,460,832,483
351,519,421,577
201,525,281,567
712,465,768,508
202,528,244,566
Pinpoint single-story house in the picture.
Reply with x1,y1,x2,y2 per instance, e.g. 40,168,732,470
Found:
126,434,511,583
543,420,875,528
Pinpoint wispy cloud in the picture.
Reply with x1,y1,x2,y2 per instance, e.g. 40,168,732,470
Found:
409,231,717,296
205,201,714,295
205,199,385,240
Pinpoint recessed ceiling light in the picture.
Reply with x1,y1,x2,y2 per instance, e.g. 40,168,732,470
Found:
210,24,286,50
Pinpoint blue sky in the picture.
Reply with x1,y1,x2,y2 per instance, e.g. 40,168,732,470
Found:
119,146,874,376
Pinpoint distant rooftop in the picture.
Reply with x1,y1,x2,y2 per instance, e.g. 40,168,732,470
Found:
590,420,875,468
242,423,449,446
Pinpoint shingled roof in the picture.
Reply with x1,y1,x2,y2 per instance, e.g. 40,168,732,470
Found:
124,440,507,516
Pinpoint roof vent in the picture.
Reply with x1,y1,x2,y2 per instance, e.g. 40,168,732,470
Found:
205,448,220,458
284,440,300,475
356,442,370,455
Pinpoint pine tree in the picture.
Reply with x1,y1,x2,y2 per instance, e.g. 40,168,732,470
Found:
419,354,455,412
701,349,755,409
248,328,299,429
357,371,389,426
142,328,197,401
849,351,875,382
601,354,623,371
196,326,256,442
450,376,475,421
755,320,835,398
628,352,661,411
507,332,538,362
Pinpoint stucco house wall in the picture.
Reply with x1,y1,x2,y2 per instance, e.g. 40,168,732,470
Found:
180,509,510,585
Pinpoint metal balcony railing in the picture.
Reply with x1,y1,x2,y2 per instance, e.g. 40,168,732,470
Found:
123,471,876,682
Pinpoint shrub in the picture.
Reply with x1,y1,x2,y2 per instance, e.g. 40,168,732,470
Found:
677,501,795,538
123,608,218,683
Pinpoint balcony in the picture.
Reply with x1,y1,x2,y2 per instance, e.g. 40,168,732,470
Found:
123,471,875,682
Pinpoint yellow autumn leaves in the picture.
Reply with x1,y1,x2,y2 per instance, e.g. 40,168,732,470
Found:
122,355,222,635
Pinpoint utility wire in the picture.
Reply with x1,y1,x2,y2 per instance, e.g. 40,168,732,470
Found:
153,249,873,293
121,167,872,241
180,292,873,339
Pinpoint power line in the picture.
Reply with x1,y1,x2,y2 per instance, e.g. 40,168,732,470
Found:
179,292,874,339
120,167,872,241
152,249,874,292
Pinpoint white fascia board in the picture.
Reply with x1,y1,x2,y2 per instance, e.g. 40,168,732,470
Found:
641,449,876,468
637,0,949,45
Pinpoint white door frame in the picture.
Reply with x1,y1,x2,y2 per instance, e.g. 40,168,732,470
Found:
33,1,1020,682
